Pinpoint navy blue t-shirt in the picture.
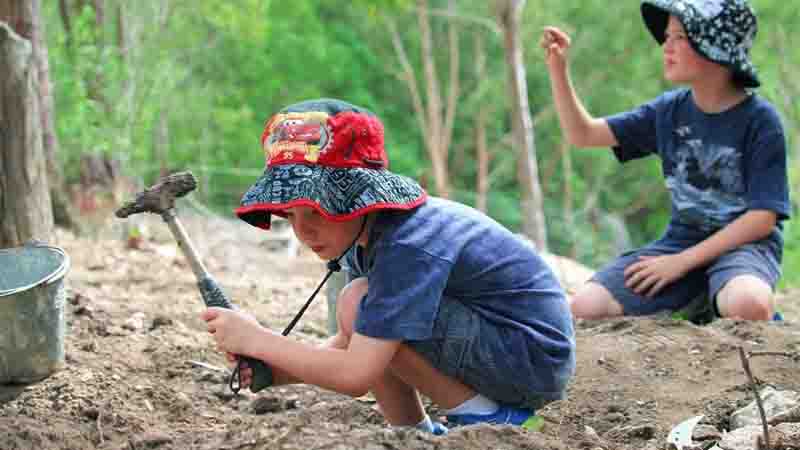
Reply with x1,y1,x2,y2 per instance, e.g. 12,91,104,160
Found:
345,197,574,369
606,89,790,245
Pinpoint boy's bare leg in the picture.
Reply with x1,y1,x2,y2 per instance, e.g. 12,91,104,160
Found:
369,368,427,425
388,344,475,410
338,278,473,425
715,275,774,321
569,282,624,319
335,279,426,425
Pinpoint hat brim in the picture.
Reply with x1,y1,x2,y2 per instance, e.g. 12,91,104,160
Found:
235,164,427,230
641,1,673,44
640,1,760,88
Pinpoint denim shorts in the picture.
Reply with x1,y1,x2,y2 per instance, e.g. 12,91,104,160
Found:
406,297,573,410
591,236,782,316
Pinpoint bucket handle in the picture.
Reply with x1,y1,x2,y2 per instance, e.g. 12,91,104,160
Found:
0,242,70,297
24,241,71,286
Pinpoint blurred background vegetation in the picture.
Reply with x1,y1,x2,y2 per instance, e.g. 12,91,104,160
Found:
41,0,799,285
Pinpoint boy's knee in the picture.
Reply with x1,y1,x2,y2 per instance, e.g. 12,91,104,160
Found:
336,277,369,336
570,282,623,319
717,275,774,321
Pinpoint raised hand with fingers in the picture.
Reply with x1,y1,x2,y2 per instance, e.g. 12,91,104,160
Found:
540,26,572,72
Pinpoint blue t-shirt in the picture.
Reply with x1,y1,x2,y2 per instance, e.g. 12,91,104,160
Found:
606,89,790,245
345,197,574,369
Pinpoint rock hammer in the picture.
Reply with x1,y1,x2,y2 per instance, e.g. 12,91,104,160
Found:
115,171,272,393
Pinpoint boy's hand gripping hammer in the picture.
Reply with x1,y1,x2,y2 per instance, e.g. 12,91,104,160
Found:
115,171,272,393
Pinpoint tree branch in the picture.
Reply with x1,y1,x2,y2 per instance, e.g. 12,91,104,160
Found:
387,18,428,150
738,346,770,450
440,0,460,157
428,8,501,35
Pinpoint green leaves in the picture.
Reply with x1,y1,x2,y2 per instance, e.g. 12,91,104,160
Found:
41,0,799,279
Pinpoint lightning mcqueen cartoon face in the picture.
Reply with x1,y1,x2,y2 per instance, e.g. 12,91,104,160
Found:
274,119,323,145
264,115,333,163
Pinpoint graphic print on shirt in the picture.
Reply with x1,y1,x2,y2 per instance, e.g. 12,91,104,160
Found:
663,125,747,230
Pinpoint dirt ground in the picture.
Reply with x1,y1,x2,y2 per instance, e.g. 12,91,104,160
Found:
1,209,799,450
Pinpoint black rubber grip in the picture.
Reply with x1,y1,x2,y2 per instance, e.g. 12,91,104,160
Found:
198,277,273,392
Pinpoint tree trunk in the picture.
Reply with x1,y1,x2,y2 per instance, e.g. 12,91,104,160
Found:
0,21,53,247
496,0,548,250
58,0,71,44
473,32,491,213
559,141,577,258
4,0,76,230
389,1,461,199
154,107,171,177
32,0,79,230
416,0,449,198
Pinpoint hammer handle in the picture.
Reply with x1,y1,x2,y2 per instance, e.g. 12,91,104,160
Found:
162,210,212,280
161,210,272,393
198,277,273,393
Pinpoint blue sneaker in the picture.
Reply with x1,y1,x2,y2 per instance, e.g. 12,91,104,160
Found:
446,405,539,428
431,421,448,435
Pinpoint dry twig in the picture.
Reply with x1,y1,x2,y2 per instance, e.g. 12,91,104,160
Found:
96,406,104,445
738,346,770,450
748,351,799,361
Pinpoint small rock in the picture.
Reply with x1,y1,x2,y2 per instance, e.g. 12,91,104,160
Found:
251,396,285,415
173,392,192,410
730,387,800,430
134,432,172,448
198,371,222,383
123,313,146,331
80,341,97,352
693,424,722,441
607,404,625,413
81,407,100,421
150,315,173,330
605,424,656,441
606,412,626,423
67,292,85,306
91,322,110,336
583,425,602,441
73,305,94,317
213,387,237,402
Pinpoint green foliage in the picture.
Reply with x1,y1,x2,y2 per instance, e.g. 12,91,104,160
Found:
42,0,800,281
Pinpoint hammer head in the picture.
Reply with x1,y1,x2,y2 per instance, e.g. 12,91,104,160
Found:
115,171,198,218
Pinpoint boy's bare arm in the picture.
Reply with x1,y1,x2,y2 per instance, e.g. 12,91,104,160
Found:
250,330,400,397
264,331,350,386
680,209,777,270
232,328,360,387
625,210,777,296
541,26,618,149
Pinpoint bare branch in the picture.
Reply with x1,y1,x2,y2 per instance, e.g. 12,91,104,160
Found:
440,0,460,156
738,346,771,450
58,0,72,46
473,32,492,212
748,351,799,361
417,0,448,196
428,8,501,35
387,19,427,148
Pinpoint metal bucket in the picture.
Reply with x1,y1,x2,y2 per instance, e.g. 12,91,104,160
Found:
0,243,70,384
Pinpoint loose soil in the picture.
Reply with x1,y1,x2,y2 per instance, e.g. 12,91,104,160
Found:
1,210,799,450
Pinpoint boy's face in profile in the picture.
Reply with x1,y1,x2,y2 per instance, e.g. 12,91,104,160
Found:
284,206,365,260
662,15,720,85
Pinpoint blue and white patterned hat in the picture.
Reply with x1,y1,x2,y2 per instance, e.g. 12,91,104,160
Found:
236,99,427,230
641,0,760,88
